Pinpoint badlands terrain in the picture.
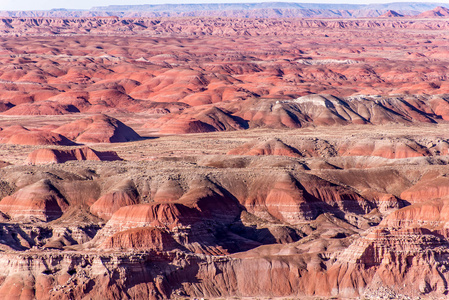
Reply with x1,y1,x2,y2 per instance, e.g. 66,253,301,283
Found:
2,5,449,299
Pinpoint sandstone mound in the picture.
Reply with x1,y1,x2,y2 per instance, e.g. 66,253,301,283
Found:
7,132,73,146
292,94,369,126
0,179,69,221
104,202,200,231
94,177,243,251
101,227,179,251
0,91,33,106
382,198,449,229
361,190,404,214
90,179,140,220
176,178,242,223
53,114,141,143
0,274,36,300
84,89,139,112
228,138,301,158
194,106,248,131
27,147,122,165
229,95,440,129
244,173,318,223
230,99,307,129
236,136,444,161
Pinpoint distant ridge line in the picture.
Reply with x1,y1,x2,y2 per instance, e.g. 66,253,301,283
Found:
1,2,449,19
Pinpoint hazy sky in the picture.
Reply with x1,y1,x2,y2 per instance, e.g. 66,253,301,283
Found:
1,0,449,11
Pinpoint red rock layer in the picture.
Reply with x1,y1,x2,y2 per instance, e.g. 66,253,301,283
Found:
103,203,200,231
0,179,68,221
101,227,179,251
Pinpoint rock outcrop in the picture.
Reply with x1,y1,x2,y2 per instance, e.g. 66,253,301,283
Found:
0,179,69,221
101,227,179,251
53,114,141,143
27,147,122,164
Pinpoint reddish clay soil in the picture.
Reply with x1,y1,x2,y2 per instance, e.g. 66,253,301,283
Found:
1,15,449,300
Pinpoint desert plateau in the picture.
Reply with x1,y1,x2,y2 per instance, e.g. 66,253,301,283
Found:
2,2,449,299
